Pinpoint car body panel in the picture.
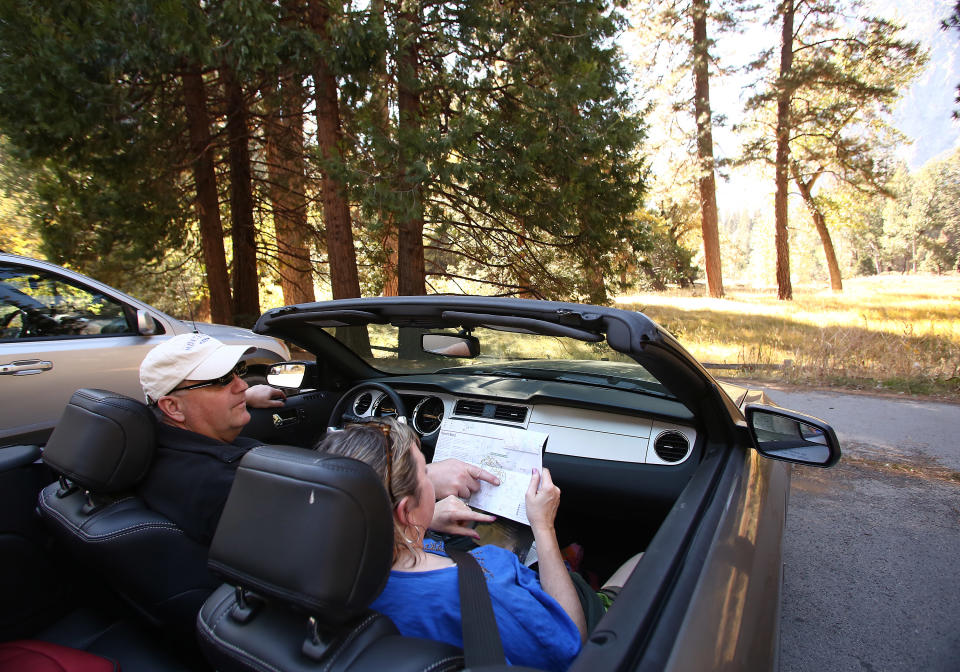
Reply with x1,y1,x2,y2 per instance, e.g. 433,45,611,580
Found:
662,450,788,671
1,292,838,671
252,296,835,672
0,254,289,445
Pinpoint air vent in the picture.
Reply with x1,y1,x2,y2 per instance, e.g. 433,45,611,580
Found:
353,392,373,415
454,400,485,417
493,405,527,423
654,431,690,463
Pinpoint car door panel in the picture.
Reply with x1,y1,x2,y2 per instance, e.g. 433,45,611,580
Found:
0,334,167,444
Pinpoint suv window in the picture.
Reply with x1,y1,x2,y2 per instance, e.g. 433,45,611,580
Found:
0,263,133,340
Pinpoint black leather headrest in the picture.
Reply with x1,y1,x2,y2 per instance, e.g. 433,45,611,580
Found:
42,388,156,493
208,445,393,625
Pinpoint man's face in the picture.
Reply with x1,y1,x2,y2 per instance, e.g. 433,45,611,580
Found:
164,372,250,443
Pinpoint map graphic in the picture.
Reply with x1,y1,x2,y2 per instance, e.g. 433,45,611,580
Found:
432,417,547,525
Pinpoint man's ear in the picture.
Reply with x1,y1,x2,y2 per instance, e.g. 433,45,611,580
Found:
156,395,186,423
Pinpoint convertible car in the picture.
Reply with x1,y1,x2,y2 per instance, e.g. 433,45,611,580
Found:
0,296,839,672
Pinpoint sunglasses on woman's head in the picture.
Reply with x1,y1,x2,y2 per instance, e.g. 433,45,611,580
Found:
346,420,396,503
171,361,247,393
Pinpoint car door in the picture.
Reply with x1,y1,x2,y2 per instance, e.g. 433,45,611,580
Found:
0,260,169,445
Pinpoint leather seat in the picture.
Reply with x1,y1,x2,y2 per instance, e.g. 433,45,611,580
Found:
196,445,464,672
36,388,219,639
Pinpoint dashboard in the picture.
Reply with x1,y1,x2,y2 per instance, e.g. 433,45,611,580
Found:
348,386,698,467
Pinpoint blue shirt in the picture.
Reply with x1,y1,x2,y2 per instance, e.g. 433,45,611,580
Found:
371,544,582,671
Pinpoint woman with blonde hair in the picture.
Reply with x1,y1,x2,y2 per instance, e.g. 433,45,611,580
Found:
318,418,606,672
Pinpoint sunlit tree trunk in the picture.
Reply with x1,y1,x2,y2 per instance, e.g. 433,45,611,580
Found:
692,0,724,299
371,0,400,297
396,0,427,296
263,75,315,305
309,0,362,300
182,67,232,324
774,0,795,300
222,66,260,326
791,164,842,291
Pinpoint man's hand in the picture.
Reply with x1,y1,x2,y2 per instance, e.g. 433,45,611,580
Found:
426,458,500,499
430,496,495,538
525,467,560,533
245,384,286,409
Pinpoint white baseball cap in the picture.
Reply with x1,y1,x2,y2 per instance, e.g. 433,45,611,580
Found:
140,333,254,403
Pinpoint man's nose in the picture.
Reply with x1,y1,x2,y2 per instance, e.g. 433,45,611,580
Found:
232,373,249,392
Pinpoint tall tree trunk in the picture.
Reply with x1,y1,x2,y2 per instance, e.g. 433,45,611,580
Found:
222,66,260,327
181,67,232,324
396,0,427,296
692,0,724,299
309,0,362,300
774,0,795,300
791,164,843,291
263,75,315,305
372,0,400,297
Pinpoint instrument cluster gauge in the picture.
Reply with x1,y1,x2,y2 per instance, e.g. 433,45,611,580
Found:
412,396,444,436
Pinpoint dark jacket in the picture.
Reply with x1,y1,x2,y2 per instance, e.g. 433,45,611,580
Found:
137,423,260,545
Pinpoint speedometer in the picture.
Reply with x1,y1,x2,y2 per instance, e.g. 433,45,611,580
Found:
412,396,444,436
373,396,396,417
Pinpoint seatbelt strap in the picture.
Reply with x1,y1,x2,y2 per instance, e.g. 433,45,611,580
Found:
445,545,506,667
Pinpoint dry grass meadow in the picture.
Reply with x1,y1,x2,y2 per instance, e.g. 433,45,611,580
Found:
615,273,960,399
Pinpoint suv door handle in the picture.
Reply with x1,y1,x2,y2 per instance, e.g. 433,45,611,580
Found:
0,359,54,375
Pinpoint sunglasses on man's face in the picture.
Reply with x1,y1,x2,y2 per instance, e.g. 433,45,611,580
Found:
171,361,247,393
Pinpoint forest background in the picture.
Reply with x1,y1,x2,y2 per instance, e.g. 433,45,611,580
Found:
0,0,957,394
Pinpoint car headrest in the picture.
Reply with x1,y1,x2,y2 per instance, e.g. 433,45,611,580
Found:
208,445,394,626
42,388,156,493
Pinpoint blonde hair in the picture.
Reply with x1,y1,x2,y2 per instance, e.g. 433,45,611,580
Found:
317,417,422,560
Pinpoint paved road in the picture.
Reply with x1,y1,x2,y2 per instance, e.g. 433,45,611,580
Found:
756,386,960,672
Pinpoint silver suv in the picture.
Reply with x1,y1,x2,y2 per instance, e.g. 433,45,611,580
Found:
0,253,290,445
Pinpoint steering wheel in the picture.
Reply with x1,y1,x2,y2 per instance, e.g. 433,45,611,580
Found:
1,309,22,327
327,381,409,429
0,309,22,338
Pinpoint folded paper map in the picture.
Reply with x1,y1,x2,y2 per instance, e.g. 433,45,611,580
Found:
432,417,547,525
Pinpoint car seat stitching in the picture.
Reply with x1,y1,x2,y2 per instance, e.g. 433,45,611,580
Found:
198,597,283,672
320,613,379,672
39,496,185,541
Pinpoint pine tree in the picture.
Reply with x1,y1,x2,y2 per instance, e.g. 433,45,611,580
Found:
740,0,925,297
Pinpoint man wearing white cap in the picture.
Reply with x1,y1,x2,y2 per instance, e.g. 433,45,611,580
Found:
137,333,286,544
137,333,500,545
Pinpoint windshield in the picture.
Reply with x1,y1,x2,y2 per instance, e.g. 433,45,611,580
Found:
322,323,673,399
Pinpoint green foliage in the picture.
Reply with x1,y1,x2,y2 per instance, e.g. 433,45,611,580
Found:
345,0,650,302
0,0,651,306
632,200,699,290
0,137,42,256
0,0,199,269
739,1,926,190
880,150,960,273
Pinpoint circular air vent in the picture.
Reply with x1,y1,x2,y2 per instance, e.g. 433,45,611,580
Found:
353,392,373,415
654,431,690,463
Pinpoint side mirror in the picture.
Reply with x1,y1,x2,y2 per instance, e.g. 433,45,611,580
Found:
136,309,160,335
267,361,308,389
745,404,841,467
421,333,480,358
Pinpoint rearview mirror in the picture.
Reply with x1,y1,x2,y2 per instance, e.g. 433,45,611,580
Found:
267,361,307,388
422,333,480,358
745,404,841,467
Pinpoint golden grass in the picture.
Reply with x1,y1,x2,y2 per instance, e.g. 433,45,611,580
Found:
615,273,960,398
